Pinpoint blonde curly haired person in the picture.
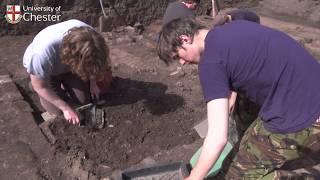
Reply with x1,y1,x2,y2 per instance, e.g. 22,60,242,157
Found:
23,19,112,124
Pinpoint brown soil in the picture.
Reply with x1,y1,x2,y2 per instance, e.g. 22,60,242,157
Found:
50,74,201,171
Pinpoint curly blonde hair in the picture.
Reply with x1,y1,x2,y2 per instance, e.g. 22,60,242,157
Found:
61,26,111,81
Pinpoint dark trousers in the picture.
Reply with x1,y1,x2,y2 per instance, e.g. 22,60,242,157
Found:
39,72,90,115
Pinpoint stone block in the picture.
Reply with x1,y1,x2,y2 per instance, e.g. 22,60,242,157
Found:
0,81,23,102
0,67,9,76
0,74,12,84
0,100,52,161
0,141,42,180
15,111,52,160
6,63,29,81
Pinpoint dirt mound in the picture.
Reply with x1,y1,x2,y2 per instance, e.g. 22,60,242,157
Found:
258,0,320,28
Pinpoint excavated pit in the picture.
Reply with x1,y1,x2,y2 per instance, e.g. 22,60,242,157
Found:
49,74,201,170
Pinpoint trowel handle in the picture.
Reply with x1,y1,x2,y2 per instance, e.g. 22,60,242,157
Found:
91,96,106,106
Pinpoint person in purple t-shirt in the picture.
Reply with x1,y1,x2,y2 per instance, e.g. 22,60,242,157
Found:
157,18,320,179
212,8,260,27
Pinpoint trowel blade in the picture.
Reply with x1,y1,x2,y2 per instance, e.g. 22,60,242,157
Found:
193,119,208,139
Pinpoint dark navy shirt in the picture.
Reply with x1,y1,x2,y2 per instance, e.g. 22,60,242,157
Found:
199,20,320,133
163,1,195,26
228,9,260,24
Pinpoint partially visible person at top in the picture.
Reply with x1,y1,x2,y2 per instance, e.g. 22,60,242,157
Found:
162,0,223,27
157,18,320,179
212,8,260,27
23,19,112,125
163,0,260,26
160,0,259,43
162,0,201,26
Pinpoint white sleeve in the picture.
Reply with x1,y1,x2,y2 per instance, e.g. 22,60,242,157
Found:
23,51,53,79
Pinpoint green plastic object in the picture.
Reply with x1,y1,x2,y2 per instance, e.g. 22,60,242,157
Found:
189,141,233,177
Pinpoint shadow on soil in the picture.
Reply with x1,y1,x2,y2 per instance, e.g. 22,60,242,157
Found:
49,76,197,175
103,77,185,115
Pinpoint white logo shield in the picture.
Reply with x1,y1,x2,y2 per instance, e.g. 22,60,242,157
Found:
5,5,22,24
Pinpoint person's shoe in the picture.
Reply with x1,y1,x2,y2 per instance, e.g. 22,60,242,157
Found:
41,112,58,122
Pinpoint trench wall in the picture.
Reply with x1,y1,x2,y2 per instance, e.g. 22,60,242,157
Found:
1,0,319,35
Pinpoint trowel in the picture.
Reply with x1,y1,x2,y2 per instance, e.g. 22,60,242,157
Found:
76,97,105,129
192,117,235,177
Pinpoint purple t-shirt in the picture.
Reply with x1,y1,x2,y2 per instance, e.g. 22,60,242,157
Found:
199,20,320,133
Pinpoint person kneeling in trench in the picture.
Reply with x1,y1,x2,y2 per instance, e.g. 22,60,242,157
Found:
23,19,112,125
157,18,320,179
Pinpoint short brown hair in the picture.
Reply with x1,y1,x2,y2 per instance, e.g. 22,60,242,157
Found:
182,0,200,4
157,18,206,64
61,26,111,81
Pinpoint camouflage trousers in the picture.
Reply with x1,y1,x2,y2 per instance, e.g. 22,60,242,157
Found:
225,117,320,180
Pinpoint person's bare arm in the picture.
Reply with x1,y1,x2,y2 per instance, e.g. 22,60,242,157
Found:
185,98,229,180
30,74,79,124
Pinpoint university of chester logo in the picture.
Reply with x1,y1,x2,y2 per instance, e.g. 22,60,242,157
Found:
5,5,23,24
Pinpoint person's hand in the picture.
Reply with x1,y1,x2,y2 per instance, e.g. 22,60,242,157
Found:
62,106,79,125
90,79,101,100
183,169,205,180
